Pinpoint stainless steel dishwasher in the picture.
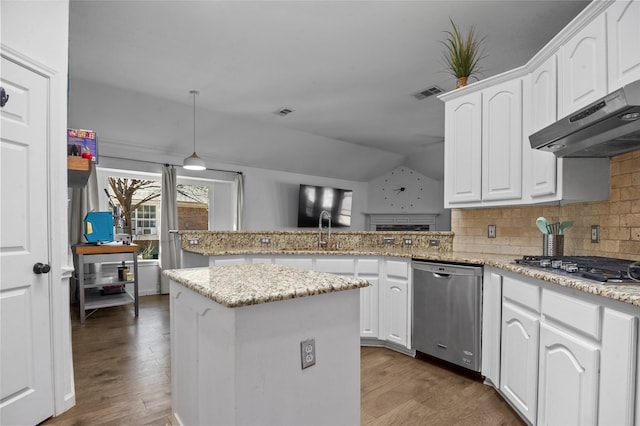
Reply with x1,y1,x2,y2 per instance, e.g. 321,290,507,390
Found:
412,260,483,372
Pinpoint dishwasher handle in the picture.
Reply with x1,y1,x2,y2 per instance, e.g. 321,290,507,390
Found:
412,261,483,277
432,272,452,279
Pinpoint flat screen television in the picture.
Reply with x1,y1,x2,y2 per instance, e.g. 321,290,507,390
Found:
297,184,353,228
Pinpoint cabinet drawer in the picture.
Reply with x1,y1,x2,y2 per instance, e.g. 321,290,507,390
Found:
274,257,313,270
542,289,601,340
357,259,379,275
386,260,409,279
315,258,355,275
503,276,541,313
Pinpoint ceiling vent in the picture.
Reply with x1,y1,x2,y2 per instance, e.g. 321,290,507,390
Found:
274,107,294,116
413,86,443,100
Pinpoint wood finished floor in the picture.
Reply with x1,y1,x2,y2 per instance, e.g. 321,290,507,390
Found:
42,295,524,426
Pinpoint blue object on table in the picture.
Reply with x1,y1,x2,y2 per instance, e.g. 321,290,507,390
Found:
84,211,114,243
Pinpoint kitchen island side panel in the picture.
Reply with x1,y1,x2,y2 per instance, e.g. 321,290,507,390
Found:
170,281,361,426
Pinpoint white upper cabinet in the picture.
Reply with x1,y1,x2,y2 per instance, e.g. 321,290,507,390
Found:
440,0,621,208
559,13,607,117
482,78,523,201
444,91,483,205
526,55,558,198
443,77,526,207
607,0,640,90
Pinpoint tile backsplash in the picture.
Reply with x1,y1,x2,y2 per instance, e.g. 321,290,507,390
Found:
452,151,640,261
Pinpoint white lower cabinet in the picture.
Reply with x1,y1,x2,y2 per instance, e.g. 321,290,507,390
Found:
500,276,540,425
486,267,638,426
211,255,248,266
315,257,356,276
274,256,314,270
600,308,637,426
208,254,412,351
481,269,502,387
357,259,380,340
537,324,599,425
381,278,408,347
380,259,411,349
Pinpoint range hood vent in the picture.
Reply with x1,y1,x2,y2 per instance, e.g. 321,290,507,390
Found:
530,79,640,157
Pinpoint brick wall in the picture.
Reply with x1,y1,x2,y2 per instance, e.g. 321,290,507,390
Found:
178,206,208,231
452,151,640,261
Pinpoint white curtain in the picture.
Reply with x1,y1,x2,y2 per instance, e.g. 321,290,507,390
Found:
70,163,99,297
235,173,244,231
160,165,179,294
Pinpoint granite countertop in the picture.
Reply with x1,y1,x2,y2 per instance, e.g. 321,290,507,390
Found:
163,263,369,308
183,246,640,307
419,252,640,308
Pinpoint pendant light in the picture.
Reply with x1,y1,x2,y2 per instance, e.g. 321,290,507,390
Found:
183,90,206,171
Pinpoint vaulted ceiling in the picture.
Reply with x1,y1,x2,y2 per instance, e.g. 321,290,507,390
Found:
68,0,589,182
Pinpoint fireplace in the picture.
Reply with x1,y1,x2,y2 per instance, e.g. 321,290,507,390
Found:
364,214,438,231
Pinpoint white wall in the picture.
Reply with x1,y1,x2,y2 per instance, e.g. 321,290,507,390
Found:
241,165,368,230
405,142,445,183
367,166,451,231
69,83,370,231
68,71,454,233
68,77,404,182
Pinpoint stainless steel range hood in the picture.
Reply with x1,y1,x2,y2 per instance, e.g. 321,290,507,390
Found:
530,79,640,157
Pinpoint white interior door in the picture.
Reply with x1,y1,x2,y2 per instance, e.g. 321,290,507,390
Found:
0,56,54,425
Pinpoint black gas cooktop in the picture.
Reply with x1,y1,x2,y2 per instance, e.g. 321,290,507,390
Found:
515,255,640,284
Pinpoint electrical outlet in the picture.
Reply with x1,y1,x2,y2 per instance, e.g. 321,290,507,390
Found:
300,339,316,369
260,237,271,244
188,239,199,245
591,225,600,243
488,225,497,238
403,238,413,245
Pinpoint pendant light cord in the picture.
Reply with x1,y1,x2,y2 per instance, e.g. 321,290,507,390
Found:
191,90,199,153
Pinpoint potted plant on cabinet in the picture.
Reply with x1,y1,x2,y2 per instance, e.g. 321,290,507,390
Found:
440,19,486,88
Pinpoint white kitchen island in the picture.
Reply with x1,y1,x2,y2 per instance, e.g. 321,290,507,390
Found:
163,263,368,426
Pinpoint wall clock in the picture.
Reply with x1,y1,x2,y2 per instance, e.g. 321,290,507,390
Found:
380,167,424,210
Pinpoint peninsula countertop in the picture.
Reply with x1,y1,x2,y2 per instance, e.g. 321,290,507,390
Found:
163,263,369,308
182,245,640,307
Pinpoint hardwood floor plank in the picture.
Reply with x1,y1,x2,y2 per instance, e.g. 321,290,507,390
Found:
42,295,523,426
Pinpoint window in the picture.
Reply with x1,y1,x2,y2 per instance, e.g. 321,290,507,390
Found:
102,171,162,259
177,183,209,231
96,166,230,259
132,205,157,235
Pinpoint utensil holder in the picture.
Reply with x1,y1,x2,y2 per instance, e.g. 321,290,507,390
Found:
543,234,564,256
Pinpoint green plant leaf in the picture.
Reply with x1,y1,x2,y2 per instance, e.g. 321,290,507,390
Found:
440,18,486,80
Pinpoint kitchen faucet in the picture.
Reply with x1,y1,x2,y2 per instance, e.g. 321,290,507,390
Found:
318,210,331,249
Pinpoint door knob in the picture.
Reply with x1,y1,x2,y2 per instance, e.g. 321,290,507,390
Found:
0,87,8,108
0,87,9,107
33,262,51,274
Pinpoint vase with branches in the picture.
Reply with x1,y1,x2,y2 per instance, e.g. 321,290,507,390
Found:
440,19,486,88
